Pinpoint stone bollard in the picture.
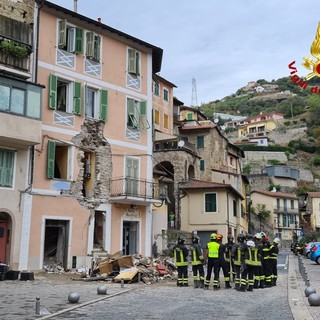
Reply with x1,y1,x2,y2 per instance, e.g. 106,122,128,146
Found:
308,293,320,306
35,297,40,315
305,286,316,297
68,292,80,303
97,285,107,295
121,279,124,288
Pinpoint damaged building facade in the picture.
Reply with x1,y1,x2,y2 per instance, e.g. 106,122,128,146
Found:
2,0,164,271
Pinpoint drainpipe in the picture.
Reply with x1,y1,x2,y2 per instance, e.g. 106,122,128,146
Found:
227,192,230,234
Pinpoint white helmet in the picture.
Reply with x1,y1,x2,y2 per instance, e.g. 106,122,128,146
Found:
254,233,262,240
273,237,281,244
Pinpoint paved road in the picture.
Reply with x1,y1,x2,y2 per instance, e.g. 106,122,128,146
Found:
0,250,318,320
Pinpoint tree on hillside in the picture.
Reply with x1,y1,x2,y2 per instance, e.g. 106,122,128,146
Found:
251,203,271,231
307,95,320,129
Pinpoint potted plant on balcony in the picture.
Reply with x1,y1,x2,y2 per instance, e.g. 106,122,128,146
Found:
0,39,29,58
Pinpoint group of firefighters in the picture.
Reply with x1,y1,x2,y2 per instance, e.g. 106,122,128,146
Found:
173,231,280,292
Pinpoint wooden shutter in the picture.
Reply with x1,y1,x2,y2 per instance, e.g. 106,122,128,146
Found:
58,20,67,47
128,49,136,74
49,74,57,110
75,28,84,53
135,51,140,75
164,114,168,129
200,159,205,171
73,82,81,115
139,101,149,130
127,98,135,128
95,35,101,61
99,89,108,121
47,141,56,179
86,32,94,57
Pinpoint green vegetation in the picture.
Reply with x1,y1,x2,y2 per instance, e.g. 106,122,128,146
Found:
0,40,29,58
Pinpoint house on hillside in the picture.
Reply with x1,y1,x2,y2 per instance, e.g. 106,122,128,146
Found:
303,192,320,233
250,190,300,243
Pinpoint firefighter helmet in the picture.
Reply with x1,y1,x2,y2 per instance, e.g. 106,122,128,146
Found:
217,234,223,241
227,234,234,240
246,234,253,240
273,237,281,244
237,233,246,242
192,235,200,244
178,235,186,244
210,233,217,240
254,233,262,240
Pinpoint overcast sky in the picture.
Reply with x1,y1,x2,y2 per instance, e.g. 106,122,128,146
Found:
50,0,320,105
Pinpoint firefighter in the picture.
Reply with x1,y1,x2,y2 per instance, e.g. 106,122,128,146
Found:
225,234,236,282
261,233,272,287
204,233,220,290
269,237,280,286
245,234,261,291
232,233,248,291
217,234,231,288
253,233,264,288
190,235,205,288
173,235,189,287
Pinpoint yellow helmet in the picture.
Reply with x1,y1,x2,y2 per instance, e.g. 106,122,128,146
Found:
210,233,217,240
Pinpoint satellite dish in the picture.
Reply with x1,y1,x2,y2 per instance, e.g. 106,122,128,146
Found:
178,140,185,147
214,118,219,123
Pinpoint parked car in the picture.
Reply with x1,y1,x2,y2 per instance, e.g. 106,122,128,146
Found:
303,242,320,258
310,244,320,264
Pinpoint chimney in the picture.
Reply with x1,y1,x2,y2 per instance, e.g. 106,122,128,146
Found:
74,0,77,12
98,17,102,23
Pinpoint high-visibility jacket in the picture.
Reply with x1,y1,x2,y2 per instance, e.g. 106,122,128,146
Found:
206,241,220,258
245,246,262,266
173,244,188,267
232,242,248,266
262,241,271,261
191,243,204,266
269,244,279,260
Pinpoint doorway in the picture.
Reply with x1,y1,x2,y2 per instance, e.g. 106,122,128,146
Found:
0,221,8,264
122,221,139,255
43,219,70,270
93,211,105,249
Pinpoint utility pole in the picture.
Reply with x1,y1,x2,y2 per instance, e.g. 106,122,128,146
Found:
191,78,198,108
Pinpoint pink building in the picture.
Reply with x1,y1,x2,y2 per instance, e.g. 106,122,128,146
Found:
21,1,163,271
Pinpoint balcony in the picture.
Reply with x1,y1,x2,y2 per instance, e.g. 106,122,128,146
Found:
274,206,299,214
110,177,164,205
154,139,199,157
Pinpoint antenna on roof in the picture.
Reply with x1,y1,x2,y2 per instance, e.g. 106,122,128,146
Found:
191,78,198,108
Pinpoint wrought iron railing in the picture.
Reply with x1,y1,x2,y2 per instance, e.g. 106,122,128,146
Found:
110,177,163,200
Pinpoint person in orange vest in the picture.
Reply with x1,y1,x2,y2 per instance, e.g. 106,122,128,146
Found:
190,235,205,288
204,233,220,290
173,235,189,287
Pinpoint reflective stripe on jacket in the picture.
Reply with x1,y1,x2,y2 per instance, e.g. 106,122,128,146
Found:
245,246,262,266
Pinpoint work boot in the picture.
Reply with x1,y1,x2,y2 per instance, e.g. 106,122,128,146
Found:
253,280,259,289
259,280,265,289
239,285,246,292
204,285,209,290
193,280,199,289
199,280,204,289
225,282,232,289
213,285,219,291
247,285,253,292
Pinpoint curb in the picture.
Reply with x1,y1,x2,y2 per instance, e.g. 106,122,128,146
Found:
288,255,314,320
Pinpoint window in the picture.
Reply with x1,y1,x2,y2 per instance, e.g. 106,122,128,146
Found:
197,136,204,148
128,48,140,75
200,160,205,171
58,20,83,53
85,86,108,121
0,77,42,119
154,82,160,96
205,193,217,213
0,148,14,188
125,157,139,196
154,110,160,125
233,199,237,217
48,74,81,115
164,114,168,129
276,198,280,209
163,88,169,101
290,200,295,209
47,140,71,180
127,98,148,130
284,199,287,212
86,32,101,62
187,113,193,120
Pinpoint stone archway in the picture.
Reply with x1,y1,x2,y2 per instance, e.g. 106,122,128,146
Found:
0,211,12,264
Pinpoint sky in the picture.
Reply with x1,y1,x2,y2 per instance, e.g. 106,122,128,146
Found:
49,0,320,106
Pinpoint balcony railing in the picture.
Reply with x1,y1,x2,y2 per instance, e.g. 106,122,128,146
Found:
274,206,299,214
110,177,164,204
154,139,199,156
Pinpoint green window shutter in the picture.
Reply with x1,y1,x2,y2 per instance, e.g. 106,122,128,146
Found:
205,193,216,212
200,160,205,171
197,136,204,148
0,149,14,188
99,89,108,121
140,101,146,116
128,49,136,74
49,74,57,110
95,35,101,61
58,19,67,47
127,98,138,128
86,32,94,57
47,141,56,179
135,51,140,75
187,113,193,120
75,28,84,53
73,82,81,115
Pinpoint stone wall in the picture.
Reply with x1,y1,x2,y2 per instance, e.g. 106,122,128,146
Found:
1,0,35,24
